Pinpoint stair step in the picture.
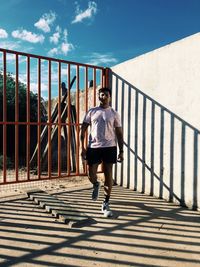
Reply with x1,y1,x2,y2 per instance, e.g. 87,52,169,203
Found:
26,189,93,227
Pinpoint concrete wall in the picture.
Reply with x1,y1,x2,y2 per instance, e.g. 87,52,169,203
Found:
111,33,200,210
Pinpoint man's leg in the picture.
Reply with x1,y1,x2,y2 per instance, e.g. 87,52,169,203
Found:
103,163,113,197
102,163,114,216
88,164,100,201
88,163,99,184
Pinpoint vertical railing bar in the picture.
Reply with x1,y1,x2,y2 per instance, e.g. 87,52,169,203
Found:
150,102,155,196
119,82,125,186
93,67,96,106
180,123,185,204
105,68,109,88
127,85,131,189
15,54,19,182
48,60,52,178
58,62,61,177
193,130,198,209
100,69,104,173
3,51,7,183
84,66,88,174
37,58,41,180
76,65,80,175
134,91,139,190
85,66,88,113
27,56,30,181
101,69,104,88
99,69,102,174
142,95,146,193
169,115,174,202
67,63,71,175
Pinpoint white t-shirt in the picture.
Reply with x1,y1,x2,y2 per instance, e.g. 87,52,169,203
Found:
83,106,122,148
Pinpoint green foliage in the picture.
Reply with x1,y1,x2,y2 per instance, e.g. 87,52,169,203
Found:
0,71,47,166
0,71,47,122
0,155,13,169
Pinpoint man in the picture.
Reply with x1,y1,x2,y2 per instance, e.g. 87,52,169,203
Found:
80,87,124,217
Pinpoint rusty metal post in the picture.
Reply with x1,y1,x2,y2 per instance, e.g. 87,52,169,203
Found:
101,69,104,88
93,68,96,106
27,56,30,181
58,62,61,177
15,54,19,182
76,65,80,175
67,63,71,175
84,66,89,174
3,51,7,183
48,60,52,178
85,66,88,113
37,58,41,179
105,67,110,88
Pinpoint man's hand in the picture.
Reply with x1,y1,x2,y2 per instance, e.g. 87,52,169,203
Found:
117,152,124,163
115,127,124,163
80,122,89,162
81,148,87,161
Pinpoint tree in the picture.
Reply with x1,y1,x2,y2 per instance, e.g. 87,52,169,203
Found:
0,71,47,167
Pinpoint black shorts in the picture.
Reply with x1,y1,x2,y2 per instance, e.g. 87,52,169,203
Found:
86,146,117,166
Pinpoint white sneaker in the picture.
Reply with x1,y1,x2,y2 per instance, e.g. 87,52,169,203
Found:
92,182,100,201
102,201,113,217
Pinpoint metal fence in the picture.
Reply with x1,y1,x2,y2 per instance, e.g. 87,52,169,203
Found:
0,48,109,185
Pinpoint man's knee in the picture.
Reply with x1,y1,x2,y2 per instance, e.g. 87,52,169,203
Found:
88,164,99,182
103,163,113,175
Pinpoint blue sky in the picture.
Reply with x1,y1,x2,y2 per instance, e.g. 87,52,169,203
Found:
0,0,200,68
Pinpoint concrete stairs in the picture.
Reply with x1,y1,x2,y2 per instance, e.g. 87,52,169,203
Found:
26,189,94,228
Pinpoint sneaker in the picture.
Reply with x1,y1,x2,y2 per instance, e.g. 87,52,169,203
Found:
92,181,100,201
102,201,113,217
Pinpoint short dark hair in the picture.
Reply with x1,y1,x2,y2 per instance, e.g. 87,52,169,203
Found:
98,87,111,96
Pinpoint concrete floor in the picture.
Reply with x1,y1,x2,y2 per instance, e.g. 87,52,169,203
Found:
0,184,200,267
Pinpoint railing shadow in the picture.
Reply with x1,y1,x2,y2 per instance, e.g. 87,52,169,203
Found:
111,71,199,210
0,186,200,266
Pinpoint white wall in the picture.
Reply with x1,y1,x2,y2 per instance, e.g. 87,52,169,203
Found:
111,33,200,210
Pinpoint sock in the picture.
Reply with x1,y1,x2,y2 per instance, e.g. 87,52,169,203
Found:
104,195,110,203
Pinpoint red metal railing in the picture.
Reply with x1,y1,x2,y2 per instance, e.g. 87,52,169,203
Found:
0,48,109,185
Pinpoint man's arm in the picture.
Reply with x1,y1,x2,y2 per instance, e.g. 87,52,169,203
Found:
80,122,89,159
115,127,124,162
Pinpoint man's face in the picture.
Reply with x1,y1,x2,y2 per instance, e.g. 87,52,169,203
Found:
98,91,111,104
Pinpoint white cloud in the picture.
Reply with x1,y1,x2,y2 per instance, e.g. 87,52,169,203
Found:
48,47,59,56
63,29,68,40
50,31,60,44
87,52,118,66
30,82,48,93
48,28,74,57
34,11,56,32
48,41,74,57
61,42,74,55
12,29,45,43
49,26,61,44
17,70,48,94
0,28,8,38
5,54,16,61
0,40,20,50
72,1,97,24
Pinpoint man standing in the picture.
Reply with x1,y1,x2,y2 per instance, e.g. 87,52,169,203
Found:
80,87,124,217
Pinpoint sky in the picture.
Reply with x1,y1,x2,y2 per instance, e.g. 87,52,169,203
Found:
0,0,200,68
